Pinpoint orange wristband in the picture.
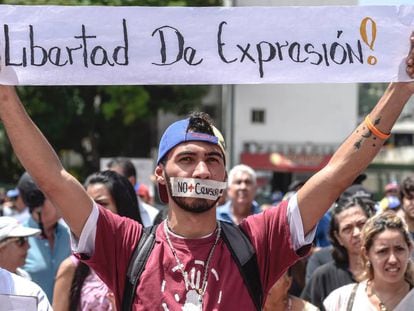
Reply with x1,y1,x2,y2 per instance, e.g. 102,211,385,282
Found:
364,115,391,140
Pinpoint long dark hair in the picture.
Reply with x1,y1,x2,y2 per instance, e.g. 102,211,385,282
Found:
69,170,142,310
329,196,375,265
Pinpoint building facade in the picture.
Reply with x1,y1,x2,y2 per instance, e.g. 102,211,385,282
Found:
224,0,359,198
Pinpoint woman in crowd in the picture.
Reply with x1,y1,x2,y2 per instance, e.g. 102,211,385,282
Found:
301,196,375,310
264,268,319,310
324,211,414,310
53,170,142,311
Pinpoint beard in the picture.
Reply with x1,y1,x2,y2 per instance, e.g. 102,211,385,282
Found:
165,172,218,214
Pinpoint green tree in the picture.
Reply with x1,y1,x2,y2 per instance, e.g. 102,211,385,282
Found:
358,83,388,117
0,0,223,184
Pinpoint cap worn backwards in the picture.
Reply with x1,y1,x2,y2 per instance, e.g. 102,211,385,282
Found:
157,118,226,164
17,172,45,211
156,117,226,204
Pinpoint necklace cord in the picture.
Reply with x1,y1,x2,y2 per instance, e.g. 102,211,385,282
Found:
163,220,222,299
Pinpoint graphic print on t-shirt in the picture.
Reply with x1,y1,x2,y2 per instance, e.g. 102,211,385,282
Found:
160,259,221,311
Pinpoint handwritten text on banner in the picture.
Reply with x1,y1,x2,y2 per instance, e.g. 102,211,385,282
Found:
1,5,414,85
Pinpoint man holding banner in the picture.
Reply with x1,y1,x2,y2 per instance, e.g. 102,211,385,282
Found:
1,24,414,310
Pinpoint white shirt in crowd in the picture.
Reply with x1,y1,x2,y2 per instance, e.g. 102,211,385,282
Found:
0,267,52,310
138,197,159,227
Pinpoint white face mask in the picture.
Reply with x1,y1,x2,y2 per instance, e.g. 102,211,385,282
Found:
169,177,227,201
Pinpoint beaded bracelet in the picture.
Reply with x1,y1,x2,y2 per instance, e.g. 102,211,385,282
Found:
364,115,391,140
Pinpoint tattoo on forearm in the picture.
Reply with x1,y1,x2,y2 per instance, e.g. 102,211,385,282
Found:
354,139,362,149
353,117,382,150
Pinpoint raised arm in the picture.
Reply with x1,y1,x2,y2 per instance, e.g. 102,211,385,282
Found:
53,257,76,311
0,86,92,237
298,39,414,235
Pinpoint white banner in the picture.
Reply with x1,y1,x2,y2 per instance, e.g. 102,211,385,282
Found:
0,294,37,311
0,5,414,85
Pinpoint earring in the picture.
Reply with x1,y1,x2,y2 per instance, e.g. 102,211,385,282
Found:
367,261,371,268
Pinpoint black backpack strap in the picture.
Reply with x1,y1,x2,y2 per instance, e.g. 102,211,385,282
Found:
121,224,158,311
220,221,263,311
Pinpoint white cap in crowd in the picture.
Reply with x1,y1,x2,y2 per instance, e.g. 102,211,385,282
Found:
0,217,40,243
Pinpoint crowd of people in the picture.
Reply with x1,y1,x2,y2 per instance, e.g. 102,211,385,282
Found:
211,159,414,310
0,158,160,310
2,155,414,310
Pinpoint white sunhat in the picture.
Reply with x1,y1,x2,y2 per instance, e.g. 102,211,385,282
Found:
0,217,40,242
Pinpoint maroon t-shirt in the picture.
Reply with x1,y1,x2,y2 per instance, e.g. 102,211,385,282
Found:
81,200,308,310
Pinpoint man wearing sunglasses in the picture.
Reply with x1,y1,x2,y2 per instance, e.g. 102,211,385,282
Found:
0,216,39,277
0,216,52,310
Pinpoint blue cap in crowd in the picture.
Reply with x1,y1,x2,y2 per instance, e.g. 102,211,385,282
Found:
6,188,19,199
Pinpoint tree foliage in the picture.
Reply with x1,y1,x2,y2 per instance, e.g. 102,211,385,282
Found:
358,83,388,117
0,0,223,184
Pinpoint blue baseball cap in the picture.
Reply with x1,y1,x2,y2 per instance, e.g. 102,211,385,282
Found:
157,118,226,164
156,118,226,203
6,188,19,198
